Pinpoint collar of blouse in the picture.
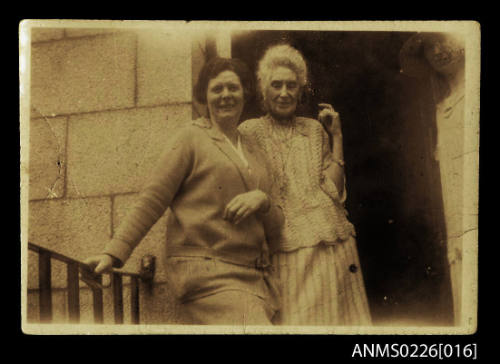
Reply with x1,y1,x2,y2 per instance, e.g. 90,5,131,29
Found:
264,114,310,137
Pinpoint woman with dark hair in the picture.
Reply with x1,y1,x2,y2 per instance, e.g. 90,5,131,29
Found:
84,57,283,325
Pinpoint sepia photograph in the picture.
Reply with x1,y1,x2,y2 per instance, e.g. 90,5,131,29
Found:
19,20,480,335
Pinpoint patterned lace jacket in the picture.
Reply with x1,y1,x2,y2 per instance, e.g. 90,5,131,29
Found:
239,115,356,253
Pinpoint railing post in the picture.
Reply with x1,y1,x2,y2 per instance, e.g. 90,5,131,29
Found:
38,250,52,323
29,242,157,325
66,262,80,323
92,276,104,324
130,276,140,324
140,255,156,295
112,273,124,324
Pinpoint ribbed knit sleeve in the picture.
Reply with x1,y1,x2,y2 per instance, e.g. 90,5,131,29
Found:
240,126,284,253
104,127,194,265
257,148,284,254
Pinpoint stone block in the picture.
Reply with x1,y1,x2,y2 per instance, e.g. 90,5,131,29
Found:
66,104,191,197
462,151,478,216
439,126,465,160
65,28,125,38
137,29,192,106
31,28,65,43
29,116,67,200
29,107,43,120
113,193,168,282
26,288,68,323
28,197,112,289
26,290,39,323
31,32,136,116
440,155,464,238
140,282,182,324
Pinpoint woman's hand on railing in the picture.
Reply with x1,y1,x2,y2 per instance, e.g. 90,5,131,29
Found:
83,254,114,275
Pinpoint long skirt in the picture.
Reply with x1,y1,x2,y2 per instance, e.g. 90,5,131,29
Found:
272,237,372,326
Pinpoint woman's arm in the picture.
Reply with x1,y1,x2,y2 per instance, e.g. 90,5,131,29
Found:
319,103,346,201
323,133,345,198
223,189,283,249
255,151,284,249
258,195,284,252
223,189,281,225
222,140,284,248
97,127,194,268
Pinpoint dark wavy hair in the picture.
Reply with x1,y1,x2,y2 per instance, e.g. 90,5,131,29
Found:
194,57,254,105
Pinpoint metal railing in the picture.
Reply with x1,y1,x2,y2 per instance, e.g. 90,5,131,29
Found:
28,242,155,324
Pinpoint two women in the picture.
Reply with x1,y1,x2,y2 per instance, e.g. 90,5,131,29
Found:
86,44,372,326
85,58,283,325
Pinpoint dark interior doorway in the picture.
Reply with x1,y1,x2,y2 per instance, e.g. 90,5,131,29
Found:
232,30,454,326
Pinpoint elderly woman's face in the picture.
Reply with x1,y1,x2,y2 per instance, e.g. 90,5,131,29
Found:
265,66,300,120
207,70,245,124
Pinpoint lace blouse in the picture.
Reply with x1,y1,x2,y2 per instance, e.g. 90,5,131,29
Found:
239,115,356,252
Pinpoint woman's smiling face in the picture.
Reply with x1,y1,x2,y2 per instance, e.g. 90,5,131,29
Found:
264,66,300,120
206,70,245,125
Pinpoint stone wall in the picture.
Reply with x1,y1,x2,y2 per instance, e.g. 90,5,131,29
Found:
26,25,205,324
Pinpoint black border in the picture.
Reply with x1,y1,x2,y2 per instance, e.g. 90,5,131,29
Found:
13,9,491,362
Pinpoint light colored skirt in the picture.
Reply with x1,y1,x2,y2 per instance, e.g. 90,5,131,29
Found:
181,290,276,325
272,237,372,326
165,257,280,325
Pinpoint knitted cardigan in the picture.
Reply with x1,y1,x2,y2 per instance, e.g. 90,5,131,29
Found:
104,117,284,267
239,115,356,252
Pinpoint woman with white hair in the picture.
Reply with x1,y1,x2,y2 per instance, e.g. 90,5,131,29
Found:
239,44,372,325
